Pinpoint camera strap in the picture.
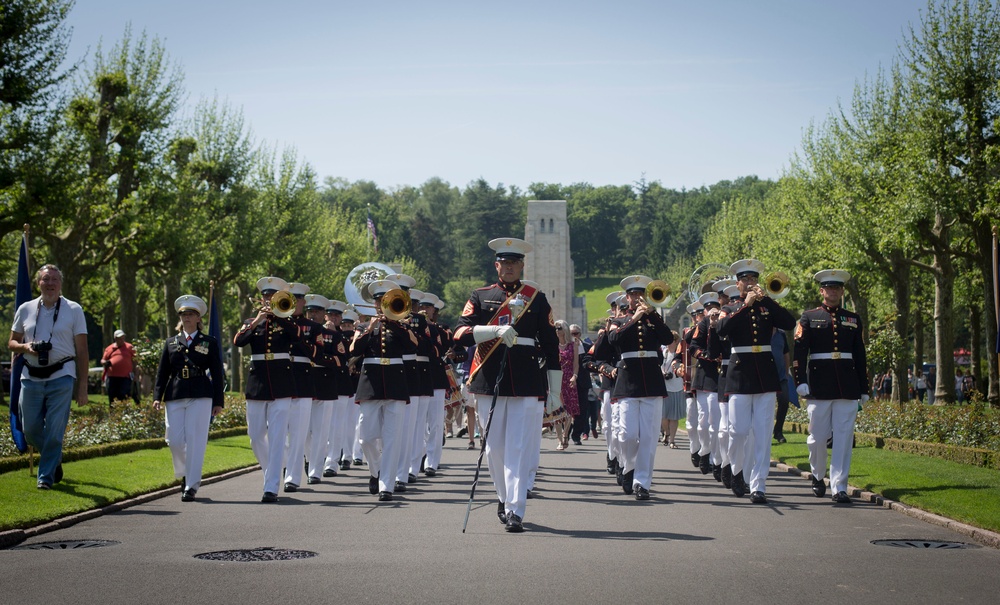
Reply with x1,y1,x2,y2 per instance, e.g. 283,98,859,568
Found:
30,296,61,344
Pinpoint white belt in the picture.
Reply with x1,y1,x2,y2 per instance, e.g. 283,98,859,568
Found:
515,337,535,346
292,356,312,364
402,354,417,361
620,350,657,359
721,359,730,366
731,345,772,354
363,357,403,366
810,352,853,360
250,353,290,361
415,355,430,362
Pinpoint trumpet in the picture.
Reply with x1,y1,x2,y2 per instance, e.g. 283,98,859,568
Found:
248,290,296,318
380,288,411,321
762,271,791,300
645,279,671,308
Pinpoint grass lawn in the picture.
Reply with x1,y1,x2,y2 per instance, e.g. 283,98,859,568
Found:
575,276,622,333
0,435,257,532
772,431,1000,534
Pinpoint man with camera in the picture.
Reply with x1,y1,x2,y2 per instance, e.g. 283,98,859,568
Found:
9,264,89,489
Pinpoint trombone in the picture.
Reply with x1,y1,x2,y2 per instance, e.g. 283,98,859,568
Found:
762,271,791,300
248,290,296,318
380,288,411,321
644,279,672,308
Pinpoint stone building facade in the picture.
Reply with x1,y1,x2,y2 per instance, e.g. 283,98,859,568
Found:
523,200,587,330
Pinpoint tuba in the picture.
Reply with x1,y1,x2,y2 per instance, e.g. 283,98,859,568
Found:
645,279,672,308
688,263,730,303
762,271,790,300
381,288,411,321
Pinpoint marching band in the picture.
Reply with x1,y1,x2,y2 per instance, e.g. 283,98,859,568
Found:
218,248,868,530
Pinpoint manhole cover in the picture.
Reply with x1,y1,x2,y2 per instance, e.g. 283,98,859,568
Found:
11,539,120,550
871,539,979,549
194,547,318,562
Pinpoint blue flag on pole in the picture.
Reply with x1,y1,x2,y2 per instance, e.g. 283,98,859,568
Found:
9,233,31,453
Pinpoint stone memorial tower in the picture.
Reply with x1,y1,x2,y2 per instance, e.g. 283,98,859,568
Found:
523,200,586,330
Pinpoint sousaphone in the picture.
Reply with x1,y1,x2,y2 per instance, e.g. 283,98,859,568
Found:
344,262,395,316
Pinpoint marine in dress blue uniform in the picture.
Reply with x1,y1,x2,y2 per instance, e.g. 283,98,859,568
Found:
453,237,560,532
681,302,704,469
716,260,796,503
302,294,345,485
586,291,624,477
606,275,675,500
689,291,723,478
284,282,321,492
793,270,870,504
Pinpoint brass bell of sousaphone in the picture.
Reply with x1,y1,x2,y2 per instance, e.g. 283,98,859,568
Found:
380,288,411,321
645,279,672,308
269,290,297,318
762,271,791,300
344,262,395,316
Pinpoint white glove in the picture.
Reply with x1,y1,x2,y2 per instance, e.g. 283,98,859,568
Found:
472,324,518,347
796,383,810,397
860,394,870,404
547,369,563,409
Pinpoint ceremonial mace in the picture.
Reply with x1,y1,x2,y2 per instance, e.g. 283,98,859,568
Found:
461,346,509,533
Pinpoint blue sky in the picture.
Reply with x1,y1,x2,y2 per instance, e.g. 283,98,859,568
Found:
63,1,926,191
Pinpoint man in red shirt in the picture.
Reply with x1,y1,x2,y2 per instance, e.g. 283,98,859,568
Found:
102,329,136,404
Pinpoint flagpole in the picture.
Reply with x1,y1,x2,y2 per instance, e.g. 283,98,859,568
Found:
993,226,999,397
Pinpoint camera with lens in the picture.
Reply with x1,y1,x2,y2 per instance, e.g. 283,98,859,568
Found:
32,341,53,366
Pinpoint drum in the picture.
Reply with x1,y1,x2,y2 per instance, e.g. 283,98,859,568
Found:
444,366,464,411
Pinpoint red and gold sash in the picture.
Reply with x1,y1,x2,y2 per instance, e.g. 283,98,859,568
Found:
466,283,538,384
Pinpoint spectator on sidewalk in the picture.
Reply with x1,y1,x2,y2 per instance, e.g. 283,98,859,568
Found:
102,329,136,405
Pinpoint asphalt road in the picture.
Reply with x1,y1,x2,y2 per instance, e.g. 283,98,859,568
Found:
1,432,998,605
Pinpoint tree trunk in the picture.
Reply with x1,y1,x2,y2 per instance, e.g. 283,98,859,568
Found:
163,272,181,337
914,304,924,371
890,251,910,408
930,214,956,405
116,255,139,339
972,224,999,405
102,305,116,345
970,304,982,395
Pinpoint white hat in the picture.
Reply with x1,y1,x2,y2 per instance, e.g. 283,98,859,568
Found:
620,275,652,292
407,288,426,304
385,273,416,289
304,294,330,310
174,294,208,316
434,298,445,310
488,237,532,259
288,282,310,296
724,285,742,298
605,290,624,305
686,302,704,314
615,294,628,308
325,299,347,313
814,269,851,286
712,279,736,293
256,276,289,294
113,329,126,338
419,292,439,306
341,309,359,323
730,259,765,279
698,292,720,307
368,280,397,298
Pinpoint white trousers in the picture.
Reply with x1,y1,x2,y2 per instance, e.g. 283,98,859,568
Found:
696,390,721,464
246,398,291,494
396,396,419,483
283,396,312,486
358,399,405,493
807,399,859,494
718,396,731,467
601,390,614,458
305,399,334,480
424,389,447,471
609,398,624,462
728,392,776,493
164,397,213,490
324,395,354,471
350,403,364,461
618,396,663,490
525,397,544,490
407,394,432,476
686,396,700,455
483,396,536,520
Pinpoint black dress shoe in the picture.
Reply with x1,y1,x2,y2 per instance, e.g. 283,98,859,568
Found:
811,474,827,498
622,470,634,495
54,464,63,484
181,489,196,502
323,468,337,477
774,433,787,444
369,475,379,495
407,473,417,484
394,481,408,492
731,471,746,498
750,491,768,504
378,491,393,501
307,476,321,485
634,486,650,500
606,455,615,474
339,460,351,471
504,513,524,533
691,452,701,468
712,464,722,482
456,427,469,438
283,482,298,493
615,464,624,486
572,439,582,446
497,501,507,524
722,464,733,489
525,489,536,499
424,467,437,477
261,492,278,503
353,458,363,465
833,491,851,504
699,454,711,474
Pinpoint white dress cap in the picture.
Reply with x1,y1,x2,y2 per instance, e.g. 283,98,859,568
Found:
256,276,289,293
175,294,208,315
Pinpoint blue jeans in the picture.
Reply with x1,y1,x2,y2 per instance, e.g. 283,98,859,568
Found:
19,375,74,486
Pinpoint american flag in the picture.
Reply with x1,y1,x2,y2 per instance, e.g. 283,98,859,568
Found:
367,209,378,253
